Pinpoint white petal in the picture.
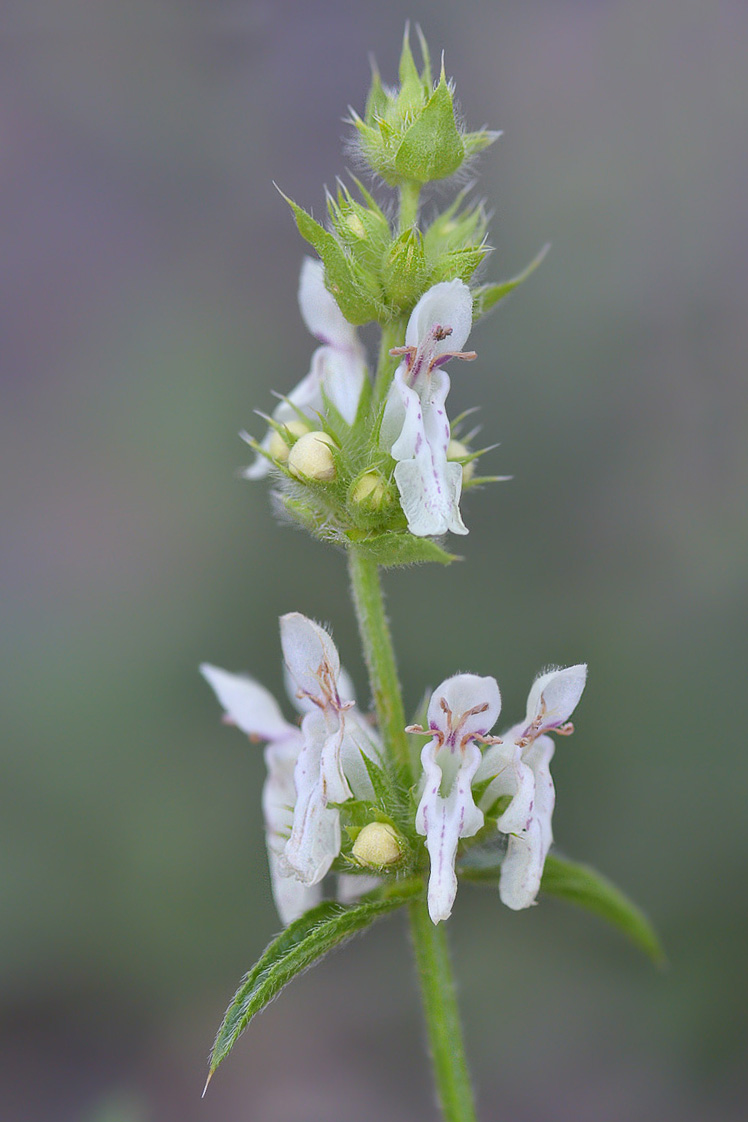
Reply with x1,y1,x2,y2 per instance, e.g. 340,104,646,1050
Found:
280,612,341,707
298,257,358,350
312,345,366,424
282,712,342,885
200,664,295,742
499,817,546,911
476,740,536,833
427,673,501,742
261,736,321,922
337,873,381,903
267,850,323,924
416,739,484,923
405,279,473,355
524,664,587,733
285,663,357,714
386,367,467,537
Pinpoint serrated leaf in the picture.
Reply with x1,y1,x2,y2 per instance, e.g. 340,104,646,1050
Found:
540,853,665,965
472,243,550,320
346,532,459,568
208,880,423,1080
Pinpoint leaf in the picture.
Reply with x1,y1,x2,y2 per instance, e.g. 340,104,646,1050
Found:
346,531,459,568
472,243,550,320
208,880,423,1080
458,847,663,964
540,853,665,965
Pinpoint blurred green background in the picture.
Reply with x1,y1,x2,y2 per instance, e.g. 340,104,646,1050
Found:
2,1,747,1119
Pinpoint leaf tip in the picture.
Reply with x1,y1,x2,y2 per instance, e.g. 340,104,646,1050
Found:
202,1070,214,1099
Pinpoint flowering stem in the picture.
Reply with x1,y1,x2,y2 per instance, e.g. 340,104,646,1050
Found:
399,180,420,230
347,548,410,776
372,318,405,412
346,548,479,1121
409,899,479,1122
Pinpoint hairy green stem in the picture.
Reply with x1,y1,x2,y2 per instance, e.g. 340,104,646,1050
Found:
346,549,479,1121
347,548,410,776
409,900,479,1122
399,180,421,231
372,317,405,412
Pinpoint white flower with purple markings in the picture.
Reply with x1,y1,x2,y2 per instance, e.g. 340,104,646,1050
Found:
245,258,366,478
380,279,476,537
201,612,380,924
409,673,502,923
476,664,587,910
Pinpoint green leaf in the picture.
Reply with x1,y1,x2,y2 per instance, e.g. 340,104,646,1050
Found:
345,531,459,568
459,848,663,964
277,188,383,324
462,129,502,158
540,853,665,965
395,70,464,184
208,881,423,1081
472,243,550,320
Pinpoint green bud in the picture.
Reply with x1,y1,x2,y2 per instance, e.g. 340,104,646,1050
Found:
326,181,391,274
352,29,473,188
279,188,386,325
382,228,427,312
447,439,475,483
349,470,391,508
394,67,464,184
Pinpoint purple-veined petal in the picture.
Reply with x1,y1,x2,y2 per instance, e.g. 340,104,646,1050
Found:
405,279,473,358
523,664,587,735
262,737,322,923
280,612,342,709
426,673,501,743
200,663,296,742
416,738,484,923
385,366,467,537
499,735,555,909
282,711,342,885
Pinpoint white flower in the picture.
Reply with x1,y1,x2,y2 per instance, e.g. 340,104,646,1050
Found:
410,673,502,923
476,665,587,911
245,258,366,478
380,279,476,537
199,661,319,925
200,613,381,924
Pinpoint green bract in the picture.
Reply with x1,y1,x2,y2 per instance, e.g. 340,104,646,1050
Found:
351,26,498,187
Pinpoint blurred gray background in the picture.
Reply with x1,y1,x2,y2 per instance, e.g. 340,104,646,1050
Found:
2,1,747,1119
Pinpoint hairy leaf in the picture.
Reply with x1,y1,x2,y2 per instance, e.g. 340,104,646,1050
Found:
207,880,423,1081
459,848,663,964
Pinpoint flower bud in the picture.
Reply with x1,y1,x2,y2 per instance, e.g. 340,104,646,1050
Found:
288,431,337,482
352,822,402,868
447,439,475,483
267,420,310,464
349,470,389,510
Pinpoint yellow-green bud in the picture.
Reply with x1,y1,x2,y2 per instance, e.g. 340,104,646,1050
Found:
267,420,310,463
350,470,388,509
352,822,402,868
447,439,475,483
287,431,337,481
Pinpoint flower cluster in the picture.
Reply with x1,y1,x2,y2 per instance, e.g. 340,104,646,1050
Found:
202,614,586,927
